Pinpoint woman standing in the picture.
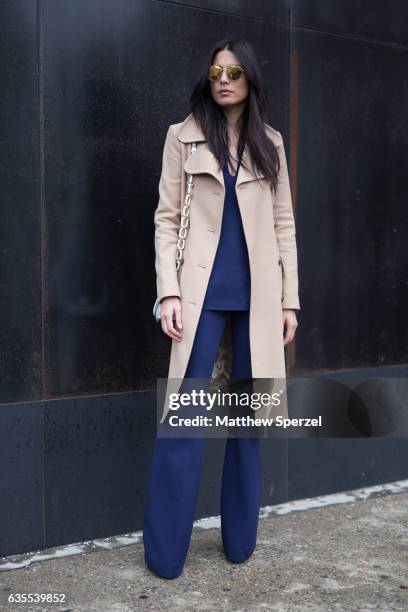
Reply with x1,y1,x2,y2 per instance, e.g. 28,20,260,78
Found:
143,39,300,579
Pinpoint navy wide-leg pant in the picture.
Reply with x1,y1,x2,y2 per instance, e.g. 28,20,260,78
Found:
143,309,261,578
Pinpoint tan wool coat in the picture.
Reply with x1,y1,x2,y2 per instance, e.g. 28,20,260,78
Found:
154,112,300,425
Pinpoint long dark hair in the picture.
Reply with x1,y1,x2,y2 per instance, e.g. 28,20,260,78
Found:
190,38,280,192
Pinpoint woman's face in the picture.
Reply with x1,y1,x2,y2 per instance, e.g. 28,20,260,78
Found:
209,49,249,110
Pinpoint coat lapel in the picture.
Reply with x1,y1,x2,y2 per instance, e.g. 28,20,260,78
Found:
178,113,265,188
183,145,224,187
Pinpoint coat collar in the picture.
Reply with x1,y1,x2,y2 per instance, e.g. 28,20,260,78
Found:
177,112,282,188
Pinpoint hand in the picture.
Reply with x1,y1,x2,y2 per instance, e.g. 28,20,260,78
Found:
160,296,183,342
282,309,298,346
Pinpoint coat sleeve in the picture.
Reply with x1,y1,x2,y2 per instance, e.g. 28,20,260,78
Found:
154,124,183,303
273,133,301,311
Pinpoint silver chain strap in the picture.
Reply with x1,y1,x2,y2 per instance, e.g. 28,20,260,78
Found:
152,141,197,322
176,141,197,271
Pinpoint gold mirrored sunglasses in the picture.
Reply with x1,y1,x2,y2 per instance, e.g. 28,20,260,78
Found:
208,64,245,82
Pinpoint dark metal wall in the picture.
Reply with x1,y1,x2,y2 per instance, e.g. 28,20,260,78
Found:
1,1,41,403
1,0,407,557
293,0,408,370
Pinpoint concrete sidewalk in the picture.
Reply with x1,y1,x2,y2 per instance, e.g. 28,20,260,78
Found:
1,482,408,611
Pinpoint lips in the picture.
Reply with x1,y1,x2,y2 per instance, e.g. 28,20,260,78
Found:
219,89,232,94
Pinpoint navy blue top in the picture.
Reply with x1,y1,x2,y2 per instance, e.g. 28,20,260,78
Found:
202,163,251,310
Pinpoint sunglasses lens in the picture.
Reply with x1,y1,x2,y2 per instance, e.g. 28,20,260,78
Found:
228,66,244,80
208,65,222,81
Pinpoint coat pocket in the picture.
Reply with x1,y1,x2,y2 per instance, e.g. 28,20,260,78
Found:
278,256,284,303
278,255,285,278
